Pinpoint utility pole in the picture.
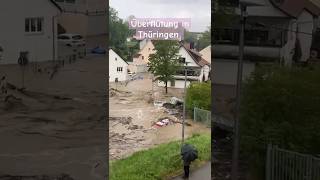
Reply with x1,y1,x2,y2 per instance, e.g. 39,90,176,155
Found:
181,58,188,145
231,3,246,180
182,63,187,144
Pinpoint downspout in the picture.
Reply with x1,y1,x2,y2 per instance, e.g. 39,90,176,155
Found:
52,13,60,62
52,15,56,62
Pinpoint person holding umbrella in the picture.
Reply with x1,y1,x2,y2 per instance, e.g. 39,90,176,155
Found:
181,143,198,179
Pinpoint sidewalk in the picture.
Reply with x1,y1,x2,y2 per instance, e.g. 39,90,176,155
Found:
172,163,211,180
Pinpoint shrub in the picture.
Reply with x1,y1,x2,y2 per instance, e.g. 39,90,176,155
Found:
240,64,320,176
185,82,211,113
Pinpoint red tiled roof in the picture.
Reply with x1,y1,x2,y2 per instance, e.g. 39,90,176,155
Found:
181,44,210,67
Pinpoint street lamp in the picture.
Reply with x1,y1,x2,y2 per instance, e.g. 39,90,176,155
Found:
231,1,263,180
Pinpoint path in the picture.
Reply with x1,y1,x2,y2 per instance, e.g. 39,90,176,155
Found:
172,163,211,180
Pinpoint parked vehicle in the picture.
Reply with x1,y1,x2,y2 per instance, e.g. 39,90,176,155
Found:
128,71,135,76
58,33,86,47
91,46,106,54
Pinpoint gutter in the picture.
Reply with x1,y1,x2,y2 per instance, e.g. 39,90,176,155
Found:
50,0,63,12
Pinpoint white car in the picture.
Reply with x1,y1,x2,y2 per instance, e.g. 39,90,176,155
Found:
128,71,135,76
58,33,86,47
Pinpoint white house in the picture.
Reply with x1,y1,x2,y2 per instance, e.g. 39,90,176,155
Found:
0,0,62,64
213,0,320,85
54,0,107,37
109,49,128,82
158,44,211,89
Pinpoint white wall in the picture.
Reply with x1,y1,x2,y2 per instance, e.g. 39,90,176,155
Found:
58,13,88,36
280,10,315,65
109,49,128,82
200,46,211,64
56,0,107,37
158,80,191,89
178,47,199,67
200,65,210,82
297,10,314,62
213,59,255,85
0,0,60,64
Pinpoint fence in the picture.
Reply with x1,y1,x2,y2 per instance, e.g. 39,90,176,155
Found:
193,107,211,127
266,144,320,180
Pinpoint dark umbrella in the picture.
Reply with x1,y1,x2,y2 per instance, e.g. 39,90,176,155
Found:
181,144,198,165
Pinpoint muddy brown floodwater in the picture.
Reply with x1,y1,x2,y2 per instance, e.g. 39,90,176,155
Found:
0,56,108,180
109,73,210,160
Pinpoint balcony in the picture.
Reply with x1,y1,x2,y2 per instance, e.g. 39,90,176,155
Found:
213,27,286,61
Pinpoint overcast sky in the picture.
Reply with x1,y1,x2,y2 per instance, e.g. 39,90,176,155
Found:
110,0,211,32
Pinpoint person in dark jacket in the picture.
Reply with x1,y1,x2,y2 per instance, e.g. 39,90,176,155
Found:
181,144,198,179
183,158,191,179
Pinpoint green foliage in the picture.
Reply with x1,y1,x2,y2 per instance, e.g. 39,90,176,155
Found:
184,30,198,44
183,27,211,51
198,27,211,50
186,82,211,113
109,7,138,60
240,64,320,175
148,41,181,93
110,134,211,180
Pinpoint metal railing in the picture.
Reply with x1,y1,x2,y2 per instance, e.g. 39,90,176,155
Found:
266,144,320,180
193,107,211,127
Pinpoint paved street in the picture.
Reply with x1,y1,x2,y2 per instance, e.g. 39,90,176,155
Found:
172,163,211,180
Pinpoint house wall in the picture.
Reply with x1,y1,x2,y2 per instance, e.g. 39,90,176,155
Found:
133,40,155,65
55,0,107,37
178,47,200,67
58,13,88,36
232,0,288,17
158,80,191,89
297,10,314,62
109,49,128,82
139,39,147,50
212,59,255,85
280,10,314,65
200,46,211,64
200,65,210,82
87,15,107,36
0,0,60,64
214,44,281,59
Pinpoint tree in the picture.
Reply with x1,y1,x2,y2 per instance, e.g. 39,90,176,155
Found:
186,82,211,113
184,30,197,44
198,26,211,50
109,7,131,59
148,41,181,94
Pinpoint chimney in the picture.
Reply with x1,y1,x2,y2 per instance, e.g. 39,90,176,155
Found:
190,42,195,49
184,42,191,49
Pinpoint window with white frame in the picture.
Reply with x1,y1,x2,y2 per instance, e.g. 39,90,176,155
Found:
117,67,123,72
25,18,44,33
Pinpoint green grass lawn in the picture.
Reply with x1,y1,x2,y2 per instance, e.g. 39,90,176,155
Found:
110,133,211,180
